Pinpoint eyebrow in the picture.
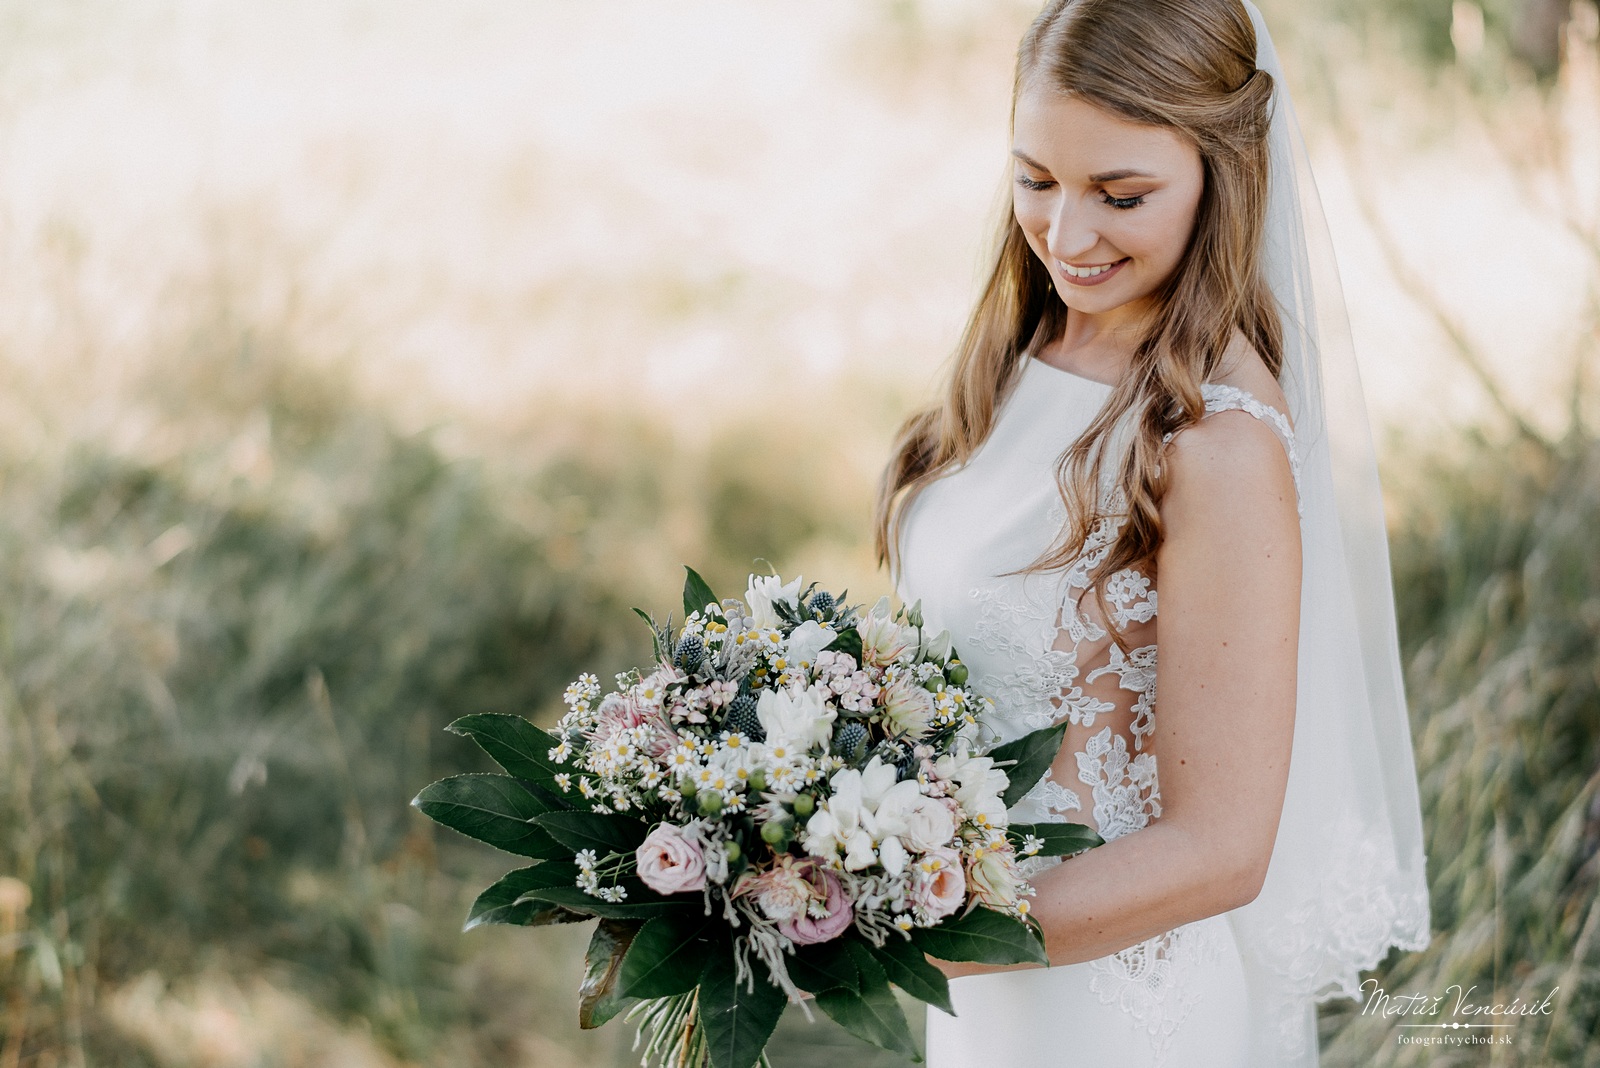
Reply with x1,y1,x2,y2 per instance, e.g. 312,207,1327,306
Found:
1010,149,1157,184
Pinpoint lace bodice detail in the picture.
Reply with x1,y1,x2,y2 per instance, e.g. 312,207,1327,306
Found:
896,359,1301,1066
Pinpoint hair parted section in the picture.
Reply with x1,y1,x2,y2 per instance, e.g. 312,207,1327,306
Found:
873,0,1283,648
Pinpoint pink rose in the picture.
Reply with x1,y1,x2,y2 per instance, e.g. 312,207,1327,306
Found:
910,847,966,921
777,862,853,945
635,824,706,895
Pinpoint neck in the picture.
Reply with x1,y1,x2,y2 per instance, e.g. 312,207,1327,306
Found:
1038,298,1155,383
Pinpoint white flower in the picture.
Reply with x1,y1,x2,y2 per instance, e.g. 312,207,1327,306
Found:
918,628,954,662
755,685,836,750
873,781,957,853
802,756,916,872
843,828,878,871
785,619,835,669
857,612,913,668
746,574,803,628
877,834,909,877
880,675,935,739
934,749,1011,824
967,846,1021,908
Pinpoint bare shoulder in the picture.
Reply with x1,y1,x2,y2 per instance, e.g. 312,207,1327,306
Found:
1211,327,1291,421
1161,329,1298,531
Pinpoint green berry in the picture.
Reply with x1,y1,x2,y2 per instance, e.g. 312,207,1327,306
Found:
922,675,946,693
724,840,742,864
698,791,724,817
792,794,816,819
760,821,791,846
679,777,698,799
747,769,769,794
947,660,969,686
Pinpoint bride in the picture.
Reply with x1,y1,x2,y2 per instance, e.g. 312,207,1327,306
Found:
874,0,1432,1065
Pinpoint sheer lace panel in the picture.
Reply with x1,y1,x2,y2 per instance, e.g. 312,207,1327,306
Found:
968,384,1303,1064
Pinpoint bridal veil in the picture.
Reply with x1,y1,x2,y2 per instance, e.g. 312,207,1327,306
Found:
1230,1,1432,1061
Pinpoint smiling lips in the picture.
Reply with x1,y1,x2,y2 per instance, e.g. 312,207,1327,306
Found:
1057,257,1129,287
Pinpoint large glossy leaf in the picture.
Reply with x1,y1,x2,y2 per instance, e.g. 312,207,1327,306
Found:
515,880,693,920
1006,821,1103,857
683,566,718,619
616,915,715,999
465,864,588,930
787,938,860,995
697,945,787,1068
446,714,565,785
866,934,953,1016
411,774,566,858
987,723,1069,808
910,906,1049,966
813,945,921,1061
579,919,640,1029
535,811,652,857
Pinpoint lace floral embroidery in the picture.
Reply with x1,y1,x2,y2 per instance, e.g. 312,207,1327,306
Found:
1248,812,1433,1061
968,580,1115,732
1085,642,1157,751
1088,916,1232,1068
1076,725,1161,841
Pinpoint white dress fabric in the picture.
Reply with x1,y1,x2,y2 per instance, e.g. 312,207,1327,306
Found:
901,355,1315,1068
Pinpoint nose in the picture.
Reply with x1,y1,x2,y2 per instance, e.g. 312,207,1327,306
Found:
1046,196,1100,263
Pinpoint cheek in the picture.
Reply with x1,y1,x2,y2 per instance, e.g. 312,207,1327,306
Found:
1013,198,1051,242
1121,203,1198,263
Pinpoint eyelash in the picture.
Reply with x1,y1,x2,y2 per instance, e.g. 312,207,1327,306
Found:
1014,175,1147,210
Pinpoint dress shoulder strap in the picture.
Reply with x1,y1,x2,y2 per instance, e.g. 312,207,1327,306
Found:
1162,383,1304,517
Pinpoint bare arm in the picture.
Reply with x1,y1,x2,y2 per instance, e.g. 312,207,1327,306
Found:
940,410,1301,976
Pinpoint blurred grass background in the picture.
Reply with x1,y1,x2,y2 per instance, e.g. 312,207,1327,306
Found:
0,0,1596,1065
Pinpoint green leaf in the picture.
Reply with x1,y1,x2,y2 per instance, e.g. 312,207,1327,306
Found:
813,945,921,1061
1006,821,1104,857
787,938,860,995
617,915,715,999
987,723,1069,808
411,774,567,858
683,566,719,619
535,811,652,857
465,864,589,930
697,945,787,1068
446,714,565,786
632,607,665,662
866,934,954,1016
579,919,640,1029
824,627,863,661
515,881,693,920
911,906,1049,966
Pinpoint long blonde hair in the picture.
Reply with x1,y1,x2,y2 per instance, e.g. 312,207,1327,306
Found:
874,0,1282,641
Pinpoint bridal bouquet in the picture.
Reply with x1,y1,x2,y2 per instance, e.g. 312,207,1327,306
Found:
413,568,1101,1068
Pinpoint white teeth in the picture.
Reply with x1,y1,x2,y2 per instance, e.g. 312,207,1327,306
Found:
1060,260,1119,278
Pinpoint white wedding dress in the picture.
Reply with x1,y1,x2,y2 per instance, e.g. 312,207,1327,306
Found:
897,353,1314,1068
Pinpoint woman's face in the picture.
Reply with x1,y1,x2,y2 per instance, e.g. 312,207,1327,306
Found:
1011,85,1204,322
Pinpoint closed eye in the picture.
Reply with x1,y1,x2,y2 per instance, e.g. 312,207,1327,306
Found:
1015,174,1054,191
1102,192,1146,210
